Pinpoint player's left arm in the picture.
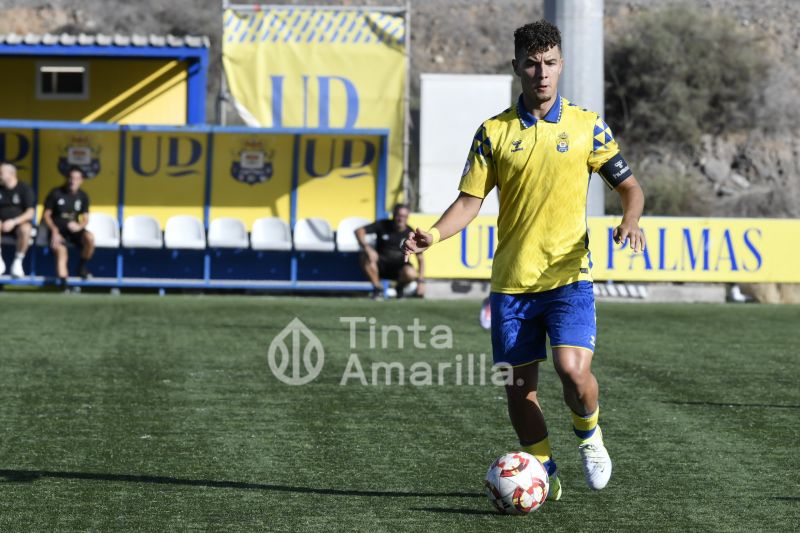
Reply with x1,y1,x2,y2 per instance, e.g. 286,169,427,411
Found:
4,186,35,230
589,116,646,252
78,193,90,230
612,176,646,252
17,207,35,224
3,207,34,232
17,186,35,225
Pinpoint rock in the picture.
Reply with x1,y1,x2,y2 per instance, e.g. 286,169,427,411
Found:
740,283,781,303
729,172,751,188
702,157,731,183
778,284,800,304
742,283,800,304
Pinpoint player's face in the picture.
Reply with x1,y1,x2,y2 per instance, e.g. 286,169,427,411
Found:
67,171,84,193
0,164,14,187
513,46,563,104
393,208,409,232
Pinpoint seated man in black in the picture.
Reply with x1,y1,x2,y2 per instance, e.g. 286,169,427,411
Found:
356,203,425,299
42,166,95,289
0,162,35,277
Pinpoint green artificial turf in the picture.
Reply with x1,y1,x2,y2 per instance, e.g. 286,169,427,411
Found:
0,293,797,531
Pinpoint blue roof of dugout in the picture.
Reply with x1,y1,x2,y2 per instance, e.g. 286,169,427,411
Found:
0,32,209,58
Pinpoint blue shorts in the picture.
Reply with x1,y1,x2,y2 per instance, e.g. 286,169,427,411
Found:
490,281,596,367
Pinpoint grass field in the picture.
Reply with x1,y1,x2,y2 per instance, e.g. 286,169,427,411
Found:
0,293,797,531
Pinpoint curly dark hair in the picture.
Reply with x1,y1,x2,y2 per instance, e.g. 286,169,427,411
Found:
67,165,86,178
514,20,562,58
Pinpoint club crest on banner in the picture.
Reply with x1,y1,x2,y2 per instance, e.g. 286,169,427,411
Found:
230,139,274,185
58,135,101,178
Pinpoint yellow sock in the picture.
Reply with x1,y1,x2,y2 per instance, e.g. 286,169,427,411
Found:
571,407,599,443
521,435,557,476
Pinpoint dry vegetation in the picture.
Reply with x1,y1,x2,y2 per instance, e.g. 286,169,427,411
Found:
1,0,797,217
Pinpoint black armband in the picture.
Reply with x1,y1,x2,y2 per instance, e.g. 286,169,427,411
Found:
598,153,633,189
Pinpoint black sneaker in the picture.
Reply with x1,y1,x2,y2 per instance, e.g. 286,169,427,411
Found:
78,265,92,280
395,283,407,299
370,288,384,300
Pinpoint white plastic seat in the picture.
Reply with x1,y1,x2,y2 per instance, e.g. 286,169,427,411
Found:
208,217,248,248
251,217,292,251
164,215,206,249
121,215,163,248
294,218,335,252
85,213,120,248
336,216,372,252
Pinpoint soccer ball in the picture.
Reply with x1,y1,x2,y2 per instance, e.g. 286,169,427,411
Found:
484,451,549,514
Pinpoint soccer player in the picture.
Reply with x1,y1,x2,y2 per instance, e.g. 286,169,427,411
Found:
42,166,95,290
402,20,645,499
0,162,35,277
356,203,426,299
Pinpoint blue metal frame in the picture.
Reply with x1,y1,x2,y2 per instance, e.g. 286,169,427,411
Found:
30,128,40,276
0,276,373,292
0,43,209,124
202,131,215,283
116,128,127,282
0,44,207,59
289,134,302,286
0,118,390,293
0,119,389,137
377,133,389,220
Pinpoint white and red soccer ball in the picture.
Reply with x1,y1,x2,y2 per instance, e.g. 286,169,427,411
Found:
484,451,549,514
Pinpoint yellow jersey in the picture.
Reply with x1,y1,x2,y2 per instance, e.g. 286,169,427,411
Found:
459,94,631,293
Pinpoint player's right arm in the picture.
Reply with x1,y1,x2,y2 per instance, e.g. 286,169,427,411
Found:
402,192,483,255
403,123,496,256
355,222,378,262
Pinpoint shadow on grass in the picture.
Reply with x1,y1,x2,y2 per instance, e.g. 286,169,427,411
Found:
661,400,800,409
409,507,497,516
0,469,481,499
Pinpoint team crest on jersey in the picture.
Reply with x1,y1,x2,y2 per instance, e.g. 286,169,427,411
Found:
58,135,101,178
230,139,274,185
12,193,20,204
556,132,569,153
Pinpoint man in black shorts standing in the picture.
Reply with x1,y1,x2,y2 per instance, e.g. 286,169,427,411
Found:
42,166,95,289
356,204,425,299
0,162,35,278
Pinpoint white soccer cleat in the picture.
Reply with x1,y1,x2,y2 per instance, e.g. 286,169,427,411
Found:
578,426,612,490
548,473,563,501
10,258,24,278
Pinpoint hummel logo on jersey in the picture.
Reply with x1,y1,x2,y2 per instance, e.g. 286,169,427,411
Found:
510,140,524,152
614,160,624,169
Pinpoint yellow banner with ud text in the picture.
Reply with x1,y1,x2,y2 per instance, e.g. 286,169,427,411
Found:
410,215,800,283
123,130,208,224
222,6,406,212
1,123,387,230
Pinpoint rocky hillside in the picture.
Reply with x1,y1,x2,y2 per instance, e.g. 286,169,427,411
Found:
1,0,797,217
